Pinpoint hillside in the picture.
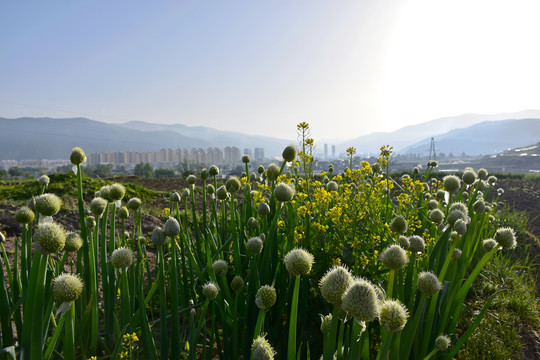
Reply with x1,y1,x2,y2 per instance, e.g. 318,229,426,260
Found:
400,118,540,156
118,121,292,156
0,117,291,160
341,110,540,155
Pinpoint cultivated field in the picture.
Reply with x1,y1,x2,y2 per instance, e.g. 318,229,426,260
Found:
0,125,539,360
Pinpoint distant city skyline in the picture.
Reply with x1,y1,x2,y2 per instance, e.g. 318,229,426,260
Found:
2,1,540,141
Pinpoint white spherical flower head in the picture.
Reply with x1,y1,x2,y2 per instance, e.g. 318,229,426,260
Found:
482,238,498,252
64,232,83,252
216,186,229,201
231,275,244,292
34,222,66,254
251,334,276,360
70,147,86,165
151,227,167,246
389,215,408,234
341,278,380,322
274,182,296,202
226,177,241,193
96,185,111,202
15,206,35,225
246,236,264,255
454,219,467,235
37,174,50,187
212,259,229,277
117,206,129,219
187,174,197,185
85,216,96,229
255,285,277,310
478,168,488,180
282,144,298,162
408,235,426,253
380,244,409,270
379,299,409,332
327,181,339,192
462,169,477,185
443,175,461,193
111,247,134,269
428,209,445,225
208,165,219,177
319,265,354,305
435,334,451,351
446,209,468,227
494,227,517,250
109,183,126,201
35,193,62,217
266,163,281,182
284,248,314,277
164,217,180,237
398,235,410,250
202,282,219,301
53,273,83,302
90,197,108,217
257,202,271,215
127,197,142,211
170,192,181,203
417,271,442,297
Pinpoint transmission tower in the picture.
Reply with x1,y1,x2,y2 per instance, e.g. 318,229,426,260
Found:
429,137,437,161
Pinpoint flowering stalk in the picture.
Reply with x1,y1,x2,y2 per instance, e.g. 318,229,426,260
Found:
287,275,301,360
169,235,181,359
63,302,76,360
0,248,14,347
323,306,341,360
157,245,168,358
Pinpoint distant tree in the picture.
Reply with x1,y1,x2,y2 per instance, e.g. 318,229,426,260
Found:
155,168,176,178
229,165,244,176
115,166,127,175
134,162,154,178
56,164,73,174
24,172,36,180
95,164,113,178
0,169,7,179
8,166,24,177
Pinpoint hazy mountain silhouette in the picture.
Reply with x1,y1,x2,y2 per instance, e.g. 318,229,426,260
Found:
341,109,540,155
1,112,539,161
119,121,292,156
400,118,540,156
0,117,290,161
0,117,210,160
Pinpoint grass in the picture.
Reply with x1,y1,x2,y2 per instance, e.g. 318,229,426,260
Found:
459,256,540,360
456,213,540,360
0,172,164,206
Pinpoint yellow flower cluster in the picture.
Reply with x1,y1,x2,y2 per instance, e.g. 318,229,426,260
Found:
118,332,139,359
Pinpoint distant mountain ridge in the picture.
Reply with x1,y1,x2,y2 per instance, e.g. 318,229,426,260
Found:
1,111,539,161
119,121,293,154
341,109,540,155
0,117,291,161
400,118,540,156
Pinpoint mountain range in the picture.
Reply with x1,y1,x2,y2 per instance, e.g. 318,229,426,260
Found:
340,109,540,155
0,111,539,161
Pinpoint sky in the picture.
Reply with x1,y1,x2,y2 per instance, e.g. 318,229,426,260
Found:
2,0,540,141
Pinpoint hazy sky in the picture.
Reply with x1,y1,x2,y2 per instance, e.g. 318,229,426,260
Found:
2,0,540,141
